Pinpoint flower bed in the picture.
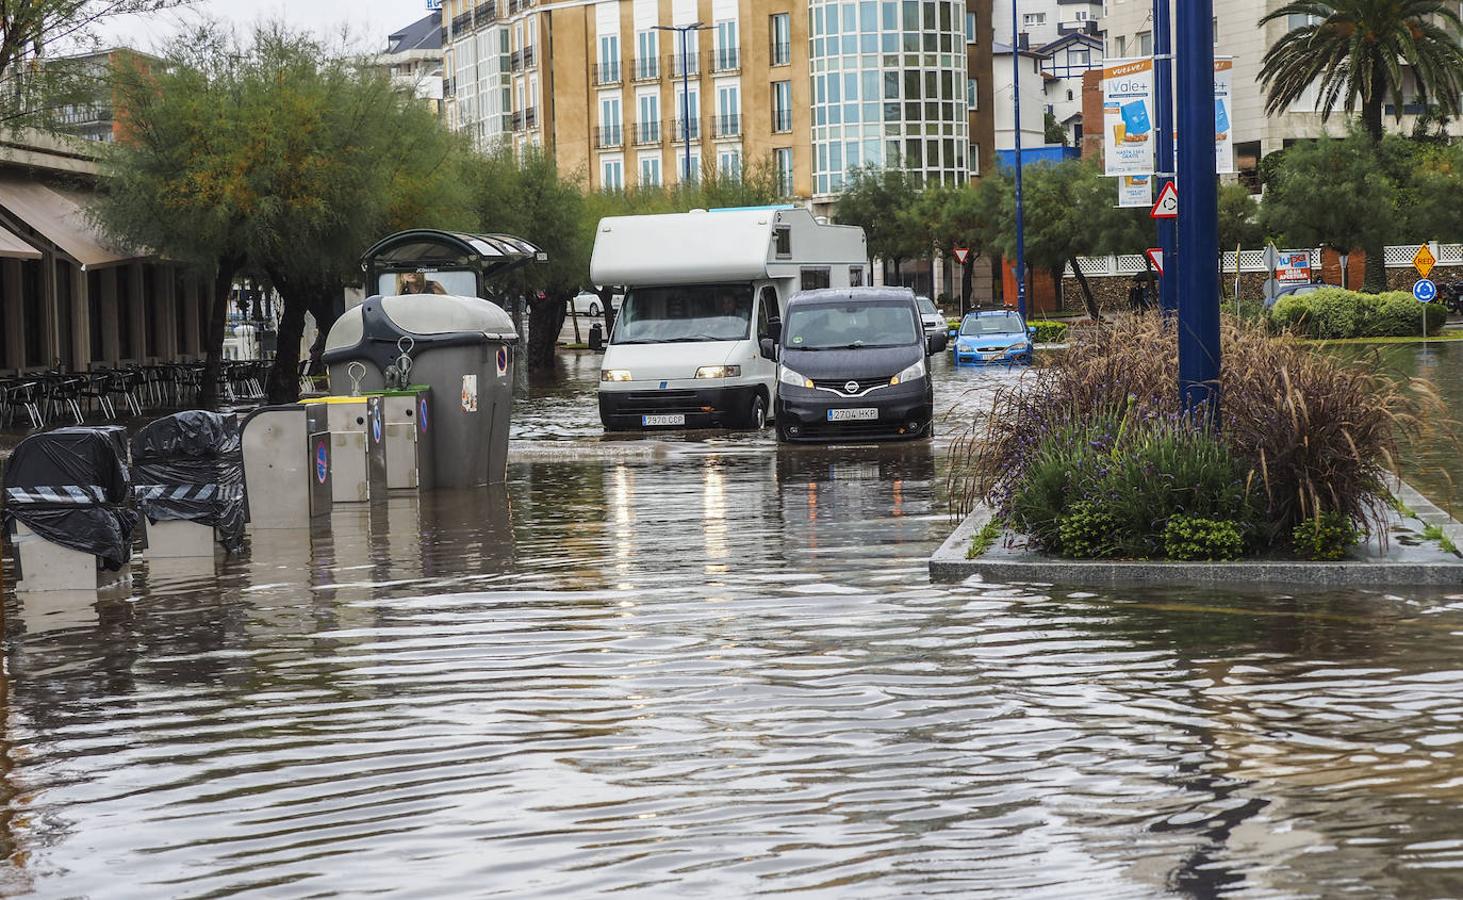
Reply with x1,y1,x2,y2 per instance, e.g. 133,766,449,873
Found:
950,313,1448,562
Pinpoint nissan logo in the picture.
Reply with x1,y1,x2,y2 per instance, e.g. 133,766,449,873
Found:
844,381,860,394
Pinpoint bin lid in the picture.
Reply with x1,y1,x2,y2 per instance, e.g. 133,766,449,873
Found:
301,396,370,406
325,294,517,356
5,428,130,504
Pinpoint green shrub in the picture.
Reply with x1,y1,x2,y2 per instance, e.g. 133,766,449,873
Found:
1058,502,1118,558
1291,512,1359,561
1029,320,1069,343
1163,515,1245,561
1270,287,1446,338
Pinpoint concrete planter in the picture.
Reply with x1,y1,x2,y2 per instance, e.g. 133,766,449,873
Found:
930,481,1463,587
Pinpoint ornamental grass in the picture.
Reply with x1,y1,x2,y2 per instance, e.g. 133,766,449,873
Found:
949,312,1451,549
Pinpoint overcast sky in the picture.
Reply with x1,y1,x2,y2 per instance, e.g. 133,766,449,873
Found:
101,0,434,54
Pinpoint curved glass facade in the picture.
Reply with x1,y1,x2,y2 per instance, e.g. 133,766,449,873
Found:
809,0,969,196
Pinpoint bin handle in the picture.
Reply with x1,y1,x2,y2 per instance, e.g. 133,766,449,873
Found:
388,336,415,389
347,361,367,396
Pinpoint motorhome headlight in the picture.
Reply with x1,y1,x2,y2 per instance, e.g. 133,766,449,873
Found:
779,366,813,389
601,369,633,382
891,358,927,385
694,365,741,379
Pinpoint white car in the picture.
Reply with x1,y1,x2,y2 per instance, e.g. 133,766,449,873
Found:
571,292,606,317
915,295,945,344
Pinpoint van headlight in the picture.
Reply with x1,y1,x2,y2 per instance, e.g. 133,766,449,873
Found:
694,365,741,379
891,358,926,385
779,366,813,388
601,369,632,382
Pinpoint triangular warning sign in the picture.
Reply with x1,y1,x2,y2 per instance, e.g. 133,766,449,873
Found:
1145,248,1164,275
1150,182,1178,219
953,247,970,265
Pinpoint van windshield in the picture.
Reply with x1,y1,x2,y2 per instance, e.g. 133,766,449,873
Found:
612,284,752,344
783,300,919,351
961,313,1025,336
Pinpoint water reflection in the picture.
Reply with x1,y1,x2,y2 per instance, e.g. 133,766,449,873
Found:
1,355,1462,896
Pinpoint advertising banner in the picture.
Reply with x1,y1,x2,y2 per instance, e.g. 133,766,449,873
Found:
1102,59,1156,177
1214,58,1234,175
1118,175,1153,208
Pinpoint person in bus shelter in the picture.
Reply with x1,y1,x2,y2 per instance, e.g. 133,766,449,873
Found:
398,272,447,295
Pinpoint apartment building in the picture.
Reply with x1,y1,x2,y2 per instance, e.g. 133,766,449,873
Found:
442,0,996,202
373,11,446,114
992,0,1102,49
1100,0,1463,181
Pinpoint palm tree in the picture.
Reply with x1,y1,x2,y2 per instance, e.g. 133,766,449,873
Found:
1259,0,1463,288
1259,0,1463,145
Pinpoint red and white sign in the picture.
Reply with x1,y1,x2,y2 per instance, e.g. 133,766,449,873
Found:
1276,252,1312,283
1150,182,1178,219
953,247,971,265
1145,248,1164,276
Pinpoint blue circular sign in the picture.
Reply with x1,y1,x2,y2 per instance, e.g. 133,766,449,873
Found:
315,440,328,484
419,396,429,433
1415,278,1438,303
371,411,383,444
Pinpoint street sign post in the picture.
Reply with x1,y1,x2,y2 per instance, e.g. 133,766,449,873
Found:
1176,0,1221,422
953,247,970,266
1150,182,1178,219
1414,244,1437,280
1145,248,1164,275
1415,278,1438,303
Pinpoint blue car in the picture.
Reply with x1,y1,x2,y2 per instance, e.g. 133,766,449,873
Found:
954,310,1035,366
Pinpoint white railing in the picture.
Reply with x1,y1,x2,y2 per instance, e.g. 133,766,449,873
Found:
1065,243,1462,277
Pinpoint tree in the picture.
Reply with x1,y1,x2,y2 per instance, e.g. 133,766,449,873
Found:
834,164,925,280
1260,132,1397,269
1043,109,1068,147
1259,0,1463,288
1217,183,1265,253
909,181,1000,314
0,0,187,126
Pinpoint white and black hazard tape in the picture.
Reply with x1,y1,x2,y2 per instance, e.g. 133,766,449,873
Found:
5,485,107,505
133,484,244,502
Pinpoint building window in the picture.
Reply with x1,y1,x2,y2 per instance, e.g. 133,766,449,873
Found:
637,93,660,143
599,95,622,147
1137,31,1152,56
601,158,624,191
970,143,980,177
772,80,792,132
598,34,620,83
1072,48,1090,66
770,13,790,66
1022,12,1046,26
965,10,977,42
716,83,740,137
966,77,977,110
718,147,742,179
714,20,739,71
635,31,658,79
681,152,700,183
639,155,661,186
1112,35,1126,57
774,147,793,194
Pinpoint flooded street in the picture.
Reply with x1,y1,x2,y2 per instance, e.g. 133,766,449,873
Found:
5,351,1463,897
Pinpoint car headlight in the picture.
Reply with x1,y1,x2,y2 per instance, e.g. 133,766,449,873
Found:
1007,341,1032,353
601,369,632,382
891,358,926,385
779,366,813,388
695,365,741,379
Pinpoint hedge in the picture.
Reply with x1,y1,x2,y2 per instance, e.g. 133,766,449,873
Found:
1269,287,1447,339
1029,320,1069,343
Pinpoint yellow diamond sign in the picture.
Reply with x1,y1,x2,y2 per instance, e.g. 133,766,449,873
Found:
1414,244,1437,279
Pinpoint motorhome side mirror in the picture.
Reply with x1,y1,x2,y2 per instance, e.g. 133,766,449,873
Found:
928,333,948,355
768,318,782,342
759,337,778,361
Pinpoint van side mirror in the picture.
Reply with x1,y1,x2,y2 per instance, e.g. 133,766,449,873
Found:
759,337,778,361
927,333,948,355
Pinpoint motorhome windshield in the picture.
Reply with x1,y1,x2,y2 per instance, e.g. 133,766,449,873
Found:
612,284,752,344
961,313,1025,336
783,300,919,350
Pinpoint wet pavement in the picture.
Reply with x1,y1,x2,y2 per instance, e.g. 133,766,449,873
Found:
4,350,1463,897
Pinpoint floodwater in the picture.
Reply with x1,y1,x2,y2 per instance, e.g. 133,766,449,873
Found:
4,350,1463,897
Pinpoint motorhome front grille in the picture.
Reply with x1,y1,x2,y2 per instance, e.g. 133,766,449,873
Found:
812,377,891,395
617,391,710,414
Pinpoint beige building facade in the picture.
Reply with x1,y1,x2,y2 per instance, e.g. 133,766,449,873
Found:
443,0,997,204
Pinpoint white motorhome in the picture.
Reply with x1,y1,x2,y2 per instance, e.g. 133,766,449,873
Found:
591,207,868,431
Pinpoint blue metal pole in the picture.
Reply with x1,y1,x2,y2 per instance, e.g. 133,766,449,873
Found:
681,28,691,183
1176,0,1220,421
1011,0,1027,319
1153,0,1176,315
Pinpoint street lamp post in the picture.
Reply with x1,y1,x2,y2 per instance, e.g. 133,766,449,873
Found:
1175,0,1221,421
1153,0,1176,315
1011,0,1027,320
654,23,705,185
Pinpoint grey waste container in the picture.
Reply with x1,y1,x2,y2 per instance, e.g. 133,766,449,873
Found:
322,294,517,487
240,404,334,528
365,386,435,490
301,396,389,503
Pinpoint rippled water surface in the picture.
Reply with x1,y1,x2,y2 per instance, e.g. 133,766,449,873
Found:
5,352,1463,897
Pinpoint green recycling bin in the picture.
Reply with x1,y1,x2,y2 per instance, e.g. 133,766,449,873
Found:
366,386,435,490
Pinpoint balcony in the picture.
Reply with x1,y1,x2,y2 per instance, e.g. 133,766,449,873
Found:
634,121,661,145
508,0,532,13
770,42,791,66
595,61,621,85
712,47,739,73
475,2,496,24
510,46,536,72
772,108,792,133
595,125,624,149
511,110,524,131
669,118,703,142
712,114,741,139
524,107,538,128
667,53,700,78
452,12,473,33
633,57,659,81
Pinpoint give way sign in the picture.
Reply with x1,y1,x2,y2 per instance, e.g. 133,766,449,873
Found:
1150,182,1178,219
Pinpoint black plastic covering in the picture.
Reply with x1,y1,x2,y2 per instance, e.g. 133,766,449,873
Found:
3,428,138,570
131,411,246,554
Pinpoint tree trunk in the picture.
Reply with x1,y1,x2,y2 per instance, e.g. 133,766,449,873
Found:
960,258,974,316
1068,256,1102,321
526,291,567,371
266,281,310,404
1361,70,1388,292
199,259,240,410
